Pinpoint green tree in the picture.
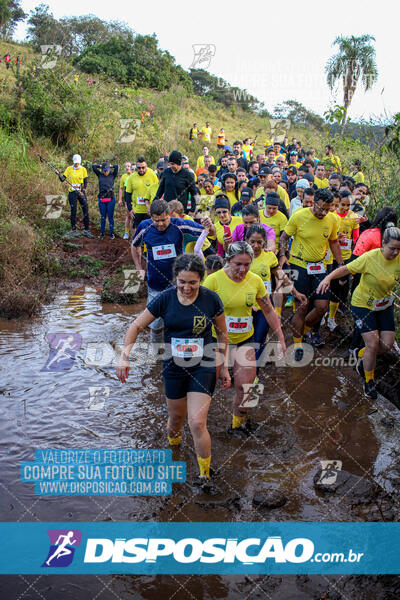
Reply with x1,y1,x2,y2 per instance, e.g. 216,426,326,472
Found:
273,99,324,129
0,0,25,39
326,35,378,131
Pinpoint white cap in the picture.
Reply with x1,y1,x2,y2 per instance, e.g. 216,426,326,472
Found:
72,154,81,164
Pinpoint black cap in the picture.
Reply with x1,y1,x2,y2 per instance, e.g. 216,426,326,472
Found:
214,195,231,210
303,173,315,183
168,150,182,165
240,187,252,202
259,166,272,176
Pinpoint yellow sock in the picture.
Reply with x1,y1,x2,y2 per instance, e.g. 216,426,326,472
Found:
293,336,302,349
232,414,246,429
197,455,211,478
168,434,182,446
365,369,374,383
303,325,311,335
358,347,365,358
329,302,339,319
275,306,282,317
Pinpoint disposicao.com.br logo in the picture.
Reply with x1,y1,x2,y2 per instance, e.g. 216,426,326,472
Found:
42,529,82,567
82,536,362,566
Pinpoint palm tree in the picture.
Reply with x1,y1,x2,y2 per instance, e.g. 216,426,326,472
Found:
326,35,378,131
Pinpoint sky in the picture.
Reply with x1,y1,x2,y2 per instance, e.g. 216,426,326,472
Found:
15,0,398,122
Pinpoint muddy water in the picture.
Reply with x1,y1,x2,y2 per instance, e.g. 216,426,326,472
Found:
1,285,399,598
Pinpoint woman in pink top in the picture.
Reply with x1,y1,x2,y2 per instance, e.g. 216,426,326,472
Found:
231,204,276,252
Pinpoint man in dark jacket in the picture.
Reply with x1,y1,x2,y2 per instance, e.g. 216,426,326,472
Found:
155,151,199,215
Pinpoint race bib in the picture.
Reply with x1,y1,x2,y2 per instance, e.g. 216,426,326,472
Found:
71,184,81,191
306,262,326,275
264,280,272,295
373,296,393,311
324,249,331,261
152,244,177,260
136,196,146,205
171,338,204,358
339,238,352,250
226,316,253,333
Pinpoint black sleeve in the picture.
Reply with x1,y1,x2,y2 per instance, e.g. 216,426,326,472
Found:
125,192,132,212
92,165,101,177
147,289,167,317
82,177,88,190
278,199,289,219
186,171,198,199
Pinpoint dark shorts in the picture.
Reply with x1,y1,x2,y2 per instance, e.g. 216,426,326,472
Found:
290,263,329,302
162,360,216,399
351,304,395,334
134,212,149,228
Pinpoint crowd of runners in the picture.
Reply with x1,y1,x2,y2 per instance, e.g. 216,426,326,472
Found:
58,131,400,490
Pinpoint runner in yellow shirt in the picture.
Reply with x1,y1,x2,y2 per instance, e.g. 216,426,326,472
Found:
278,188,343,361
317,226,400,400
59,154,93,238
125,157,159,234
203,241,285,434
118,161,133,239
327,190,360,331
351,160,365,184
325,145,342,173
314,164,330,189
200,122,212,142
209,195,242,256
196,145,216,168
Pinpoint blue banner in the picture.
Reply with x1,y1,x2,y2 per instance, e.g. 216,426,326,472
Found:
0,522,399,574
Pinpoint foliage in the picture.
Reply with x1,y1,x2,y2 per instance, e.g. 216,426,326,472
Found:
189,68,262,113
26,4,132,57
324,104,347,126
74,33,192,91
326,35,378,124
0,0,25,39
385,113,400,158
273,100,325,130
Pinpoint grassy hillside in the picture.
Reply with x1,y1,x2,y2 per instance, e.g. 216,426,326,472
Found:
0,40,399,318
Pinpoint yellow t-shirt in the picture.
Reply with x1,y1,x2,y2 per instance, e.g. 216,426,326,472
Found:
203,269,267,343
243,144,253,160
64,166,87,192
324,211,341,266
354,171,365,184
336,210,360,260
212,216,243,246
125,168,159,213
120,172,130,189
201,127,212,142
314,177,329,189
255,185,289,210
347,249,400,310
259,210,288,251
196,155,216,168
145,181,159,204
284,208,338,268
326,155,341,172
224,190,240,208
250,251,279,295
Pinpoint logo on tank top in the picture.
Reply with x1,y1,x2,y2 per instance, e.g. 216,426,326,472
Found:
192,316,207,334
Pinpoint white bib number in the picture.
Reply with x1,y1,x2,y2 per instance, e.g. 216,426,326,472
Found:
171,338,204,358
373,296,393,311
306,261,326,275
264,280,272,295
152,244,177,260
339,238,352,250
136,196,146,205
226,316,253,333
72,183,81,191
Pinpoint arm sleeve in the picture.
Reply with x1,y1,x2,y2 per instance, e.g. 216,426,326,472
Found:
125,192,132,212
346,253,368,275
283,213,297,237
193,229,208,259
177,218,205,237
263,224,276,242
154,177,165,200
82,177,88,190
92,165,101,177
255,274,267,299
147,290,166,317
